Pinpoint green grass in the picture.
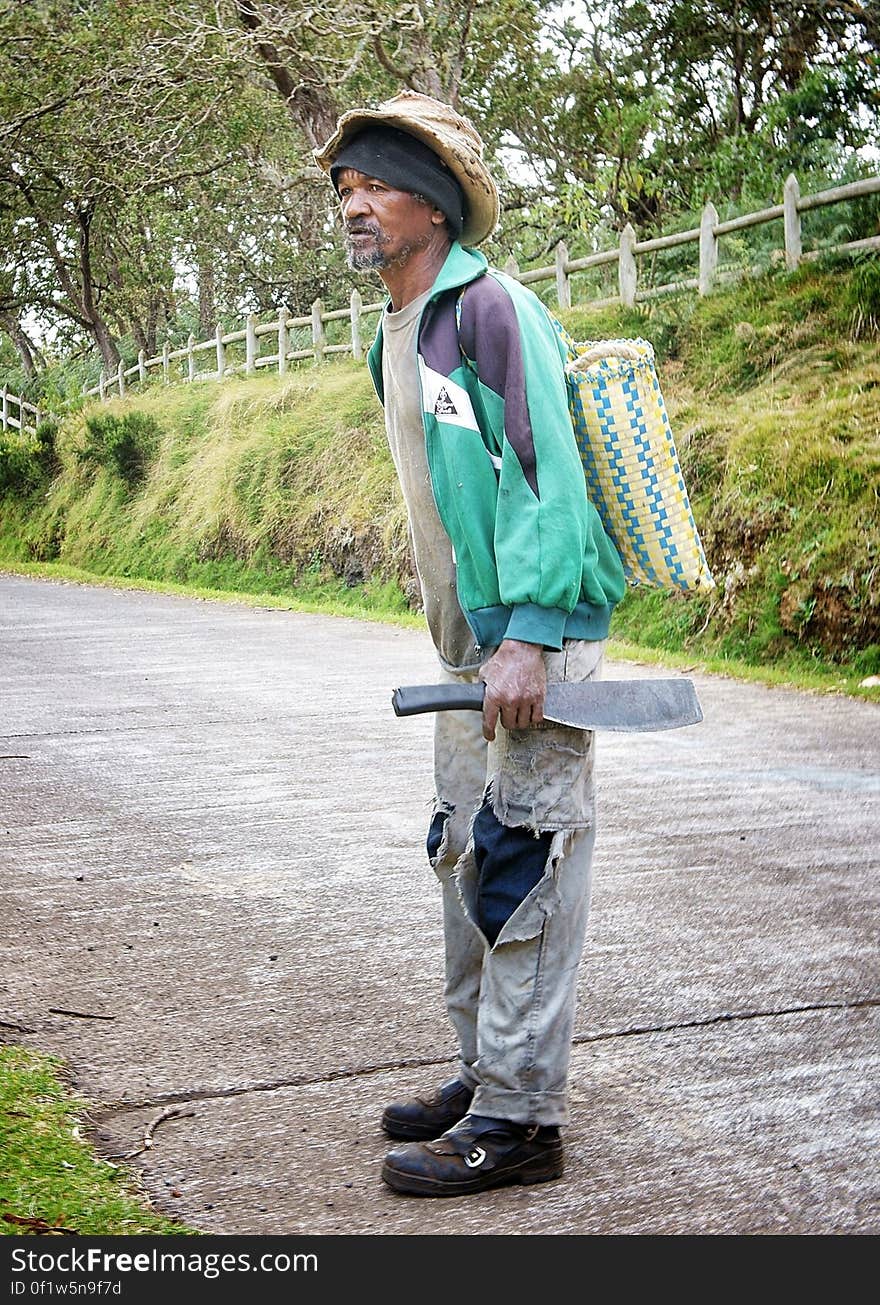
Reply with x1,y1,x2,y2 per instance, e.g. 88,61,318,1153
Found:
0,557,425,629
0,1046,193,1236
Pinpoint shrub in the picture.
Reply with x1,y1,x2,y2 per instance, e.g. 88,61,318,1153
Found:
77,411,161,486
0,432,40,495
0,418,59,496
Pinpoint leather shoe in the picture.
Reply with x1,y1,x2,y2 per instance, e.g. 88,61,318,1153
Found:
381,1078,474,1141
381,1113,564,1196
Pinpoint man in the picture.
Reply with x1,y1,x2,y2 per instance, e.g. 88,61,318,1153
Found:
314,91,626,1197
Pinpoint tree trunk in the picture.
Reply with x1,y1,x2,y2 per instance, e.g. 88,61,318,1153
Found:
91,316,121,372
198,256,216,336
233,1,339,147
146,295,161,358
0,311,44,377
77,208,120,371
131,320,148,355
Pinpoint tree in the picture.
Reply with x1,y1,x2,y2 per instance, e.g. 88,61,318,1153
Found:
2,0,877,381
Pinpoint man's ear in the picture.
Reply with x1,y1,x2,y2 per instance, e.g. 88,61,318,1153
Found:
431,207,447,226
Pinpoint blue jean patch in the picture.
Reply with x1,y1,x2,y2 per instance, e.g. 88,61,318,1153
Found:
472,798,553,946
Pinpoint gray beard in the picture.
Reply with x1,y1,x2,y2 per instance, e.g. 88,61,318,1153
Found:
346,243,390,271
345,228,430,272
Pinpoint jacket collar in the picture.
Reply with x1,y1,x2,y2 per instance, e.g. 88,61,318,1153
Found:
367,242,487,398
425,240,488,298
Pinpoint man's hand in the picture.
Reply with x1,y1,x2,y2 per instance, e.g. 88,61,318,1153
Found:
479,639,547,741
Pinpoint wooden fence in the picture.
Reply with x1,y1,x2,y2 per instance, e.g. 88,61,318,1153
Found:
3,171,879,435
0,387,43,439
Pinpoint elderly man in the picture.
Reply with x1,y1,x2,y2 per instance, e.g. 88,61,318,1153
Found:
315,92,625,1197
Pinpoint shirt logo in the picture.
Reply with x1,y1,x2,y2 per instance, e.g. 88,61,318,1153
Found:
418,359,480,433
434,386,458,417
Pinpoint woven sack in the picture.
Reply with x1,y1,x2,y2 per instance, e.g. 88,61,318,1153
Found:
553,321,715,592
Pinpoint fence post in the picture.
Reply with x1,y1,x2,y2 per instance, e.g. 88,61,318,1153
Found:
349,291,362,361
311,298,325,363
162,341,170,385
34,404,42,431
215,323,225,379
1,386,7,432
187,333,196,382
117,360,125,397
784,173,802,271
699,201,719,295
504,255,520,278
555,240,571,310
245,314,258,375
619,223,637,307
277,307,288,375
138,349,146,384
98,372,106,401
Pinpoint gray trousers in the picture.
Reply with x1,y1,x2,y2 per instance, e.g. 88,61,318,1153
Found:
429,640,604,1127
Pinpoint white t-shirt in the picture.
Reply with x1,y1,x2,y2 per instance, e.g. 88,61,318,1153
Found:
381,290,479,671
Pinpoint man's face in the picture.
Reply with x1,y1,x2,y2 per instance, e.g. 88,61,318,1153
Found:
336,167,445,272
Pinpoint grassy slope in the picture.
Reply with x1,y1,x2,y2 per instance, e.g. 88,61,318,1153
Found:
561,258,880,685
1,257,878,695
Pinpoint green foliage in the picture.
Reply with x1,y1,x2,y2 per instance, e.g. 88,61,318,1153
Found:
2,0,877,386
0,433,42,496
0,1045,192,1236
853,645,880,676
842,255,880,340
77,412,161,487
0,419,59,495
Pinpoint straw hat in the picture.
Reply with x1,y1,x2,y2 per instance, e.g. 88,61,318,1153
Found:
314,90,500,246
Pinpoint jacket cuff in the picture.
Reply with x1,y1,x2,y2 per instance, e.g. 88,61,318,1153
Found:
503,603,569,650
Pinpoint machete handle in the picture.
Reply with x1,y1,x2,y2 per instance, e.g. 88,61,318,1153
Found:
392,683,485,716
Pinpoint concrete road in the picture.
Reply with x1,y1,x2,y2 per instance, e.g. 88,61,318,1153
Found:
1,573,877,1235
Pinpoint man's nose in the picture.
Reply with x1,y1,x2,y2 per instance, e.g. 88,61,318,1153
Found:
342,189,370,220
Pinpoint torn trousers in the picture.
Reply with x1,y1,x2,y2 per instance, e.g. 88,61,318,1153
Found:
428,639,604,1128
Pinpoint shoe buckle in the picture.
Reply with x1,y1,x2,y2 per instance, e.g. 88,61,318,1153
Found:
463,1144,487,1169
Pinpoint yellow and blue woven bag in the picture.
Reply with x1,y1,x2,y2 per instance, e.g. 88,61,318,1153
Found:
552,321,714,592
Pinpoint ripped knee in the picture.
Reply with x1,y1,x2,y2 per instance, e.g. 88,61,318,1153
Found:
426,805,451,867
471,798,557,946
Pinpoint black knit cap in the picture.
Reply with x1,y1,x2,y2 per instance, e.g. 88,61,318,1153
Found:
330,124,466,238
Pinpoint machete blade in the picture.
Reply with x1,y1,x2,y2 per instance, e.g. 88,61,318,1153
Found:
541,678,703,731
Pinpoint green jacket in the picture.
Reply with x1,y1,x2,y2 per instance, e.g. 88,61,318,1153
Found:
367,242,625,651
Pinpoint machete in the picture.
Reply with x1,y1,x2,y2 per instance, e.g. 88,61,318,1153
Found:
391,678,703,732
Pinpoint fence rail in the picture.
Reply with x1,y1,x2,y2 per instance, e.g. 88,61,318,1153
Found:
0,387,43,438
3,172,878,434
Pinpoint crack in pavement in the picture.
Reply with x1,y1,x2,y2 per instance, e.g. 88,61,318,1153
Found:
92,995,879,1121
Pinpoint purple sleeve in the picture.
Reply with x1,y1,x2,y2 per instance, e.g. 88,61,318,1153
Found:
458,276,540,498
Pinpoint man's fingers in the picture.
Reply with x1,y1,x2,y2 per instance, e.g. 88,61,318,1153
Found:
501,698,540,731
484,690,546,734
482,692,500,742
